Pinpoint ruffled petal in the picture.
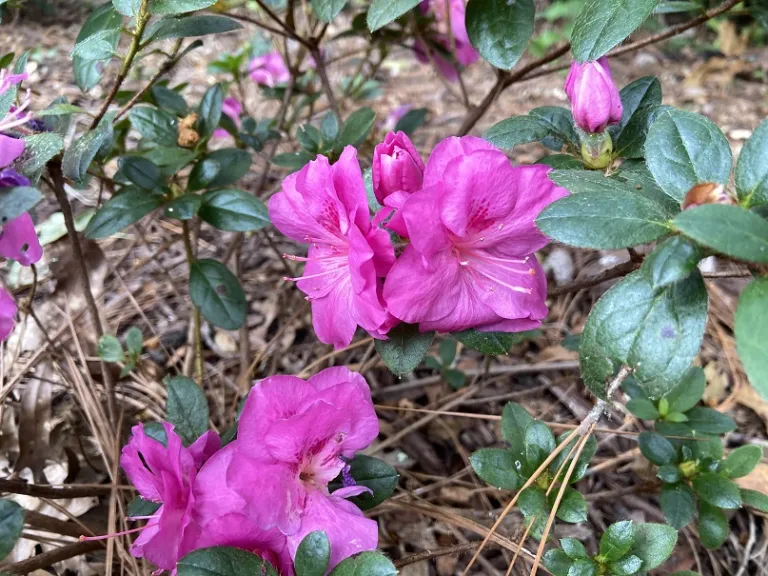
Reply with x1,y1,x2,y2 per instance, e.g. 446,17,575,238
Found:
423,135,496,188
187,430,221,468
0,135,25,168
0,213,43,266
331,147,370,232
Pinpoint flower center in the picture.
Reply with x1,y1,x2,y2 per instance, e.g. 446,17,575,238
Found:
451,238,535,295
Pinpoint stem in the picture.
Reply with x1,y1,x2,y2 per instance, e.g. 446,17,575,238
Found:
251,0,310,47
311,45,341,122
182,221,204,386
90,0,151,128
48,160,117,423
1,541,103,574
0,479,117,499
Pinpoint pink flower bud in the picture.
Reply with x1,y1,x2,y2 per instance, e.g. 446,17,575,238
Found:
249,51,290,87
372,131,425,206
565,57,623,134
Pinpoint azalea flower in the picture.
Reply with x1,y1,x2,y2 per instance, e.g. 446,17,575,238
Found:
213,97,242,139
565,58,623,134
250,51,290,87
0,71,30,167
372,131,424,208
0,168,42,267
382,136,568,333
0,287,16,341
195,367,379,573
86,423,221,572
268,147,395,349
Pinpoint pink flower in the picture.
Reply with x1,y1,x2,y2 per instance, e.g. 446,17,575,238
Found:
414,0,478,80
201,367,379,573
382,136,568,333
0,287,16,341
268,147,396,349
0,212,42,266
117,423,220,571
565,58,623,134
213,97,242,139
372,131,424,207
0,71,30,165
250,51,290,87
0,135,24,168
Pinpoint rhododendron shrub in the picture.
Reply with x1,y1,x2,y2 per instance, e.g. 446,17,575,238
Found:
2,0,768,575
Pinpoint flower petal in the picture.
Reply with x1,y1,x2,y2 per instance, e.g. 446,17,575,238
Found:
423,135,495,188
331,146,370,232
0,135,25,168
0,287,16,342
0,212,42,266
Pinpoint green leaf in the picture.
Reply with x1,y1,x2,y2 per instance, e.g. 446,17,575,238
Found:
608,555,643,576
189,259,247,330
330,454,399,510
0,187,41,225
529,106,580,150
366,0,420,31
62,125,114,185
151,85,188,116
675,204,768,263
295,531,330,576
443,368,466,389
612,76,662,159
501,402,533,465
197,84,224,141
86,189,163,239
660,482,696,529
646,109,732,203
664,366,705,413
438,339,456,365
554,488,588,524
567,559,598,576
518,486,548,538
698,501,728,549
550,432,597,484
724,445,762,478
125,326,143,355
126,496,160,517
524,421,556,469
452,330,524,355
329,552,397,576
98,335,124,362
465,0,534,70
120,156,163,190
144,421,168,445
579,271,708,399
571,0,660,61
321,111,340,141
735,277,768,398
146,15,242,43
296,124,323,154
150,0,218,14
612,159,681,217
736,117,768,207
639,432,677,466
164,194,202,220
626,398,661,420
189,149,252,191
657,464,682,483
71,30,119,60
741,488,768,513
19,133,64,178
483,115,550,150
0,499,25,561
692,473,742,509
73,2,122,92
334,108,376,152
537,155,584,170
311,0,346,21
470,448,522,490
374,323,434,376
641,236,702,289
113,0,141,16
273,151,315,172
536,178,671,250
166,375,209,444
130,106,179,146
199,189,270,231
629,523,678,571
543,549,574,576
177,546,279,576
560,538,588,560
683,407,736,435
394,107,428,135
600,520,634,562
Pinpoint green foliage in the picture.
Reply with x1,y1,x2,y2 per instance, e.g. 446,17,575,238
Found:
334,108,376,153
329,454,399,510
130,106,179,147
166,375,209,445
177,546,279,576
73,2,122,92
188,149,252,191
196,84,224,141
640,236,703,289
0,499,25,561
375,323,435,376
0,186,41,226
85,189,163,239
98,335,124,363
571,0,660,61
735,277,768,398
452,329,537,355
367,0,420,31
189,259,247,330
470,448,522,489
484,115,552,150
295,531,330,576
145,15,242,43
62,121,114,186
199,190,270,232
611,76,663,159
465,0,535,70
311,0,346,22
328,552,397,576
164,194,202,220
736,117,768,207
150,0,218,15
394,108,428,135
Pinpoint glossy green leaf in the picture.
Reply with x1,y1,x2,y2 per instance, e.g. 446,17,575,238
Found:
366,0,420,31
311,0,346,21
394,107,428,135
329,552,397,576
683,406,736,435
554,487,588,524
657,464,682,483
611,159,680,217
329,454,398,510
537,177,670,249
86,189,163,239
571,0,660,61
724,445,763,478
736,117,768,207
0,187,41,225
19,133,63,179
98,335,124,362
466,0,534,70
120,156,163,190
608,555,643,576
126,496,160,517
335,108,376,152
567,559,597,576
543,549,573,576
664,366,705,413
150,0,218,15
626,398,661,420
470,448,521,490
560,538,588,560
63,125,114,185
452,330,525,355
600,520,634,562
189,259,247,330
550,432,597,484
698,501,728,549
199,189,269,231
628,522,678,571
735,277,768,398
197,84,223,141
693,473,742,509
501,402,533,466
73,2,122,92
641,236,702,289
639,431,677,466
146,15,242,43
524,421,556,469
130,106,179,146
166,375,209,445
113,0,141,16
579,271,708,399
151,85,188,116
164,194,202,220
483,115,550,150
0,499,25,561
189,149,252,191
741,488,768,513
272,151,315,172
529,106,579,150
177,546,279,576
518,486,548,538
660,482,696,529
612,76,662,159
375,323,434,377
295,531,330,576
646,109,732,202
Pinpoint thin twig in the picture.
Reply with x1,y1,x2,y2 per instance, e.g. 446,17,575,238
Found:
0,479,124,499
310,45,341,122
1,540,103,574
549,260,641,297
251,0,310,47
394,541,481,568
182,221,204,386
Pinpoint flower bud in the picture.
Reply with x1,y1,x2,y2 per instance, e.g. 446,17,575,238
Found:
580,131,614,170
565,57,623,134
372,131,425,206
682,182,734,209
